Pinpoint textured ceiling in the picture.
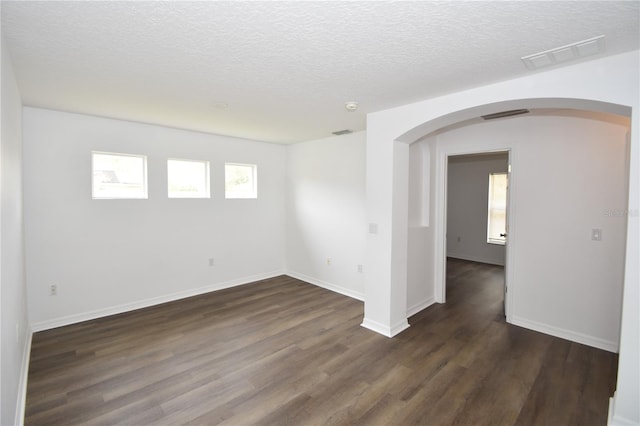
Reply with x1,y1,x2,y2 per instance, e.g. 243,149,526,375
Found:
2,1,639,143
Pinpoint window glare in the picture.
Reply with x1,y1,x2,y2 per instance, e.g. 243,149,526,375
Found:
487,172,507,245
92,152,147,199
225,163,257,199
168,159,210,198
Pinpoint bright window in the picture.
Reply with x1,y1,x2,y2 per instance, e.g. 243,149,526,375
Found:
225,163,257,199
487,172,507,245
92,152,147,199
167,159,210,198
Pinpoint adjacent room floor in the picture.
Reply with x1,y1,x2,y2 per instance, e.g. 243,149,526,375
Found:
25,259,617,425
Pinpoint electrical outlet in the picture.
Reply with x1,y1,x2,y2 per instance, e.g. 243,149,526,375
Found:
208,258,215,266
49,284,57,296
326,258,332,266
357,264,363,273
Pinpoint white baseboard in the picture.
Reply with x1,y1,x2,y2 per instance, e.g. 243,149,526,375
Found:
361,317,410,338
511,315,618,353
31,270,285,332
407,296,436,317
15,328,32,426
608,393,638,426
447,253,505,266
390,319,411,336
361,318,391,336
284,272,411,339
285,270,364,301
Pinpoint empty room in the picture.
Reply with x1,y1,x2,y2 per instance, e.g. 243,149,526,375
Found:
1,2,639,425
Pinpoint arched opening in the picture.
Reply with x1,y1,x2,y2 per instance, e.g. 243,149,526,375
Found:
397,98,631,143
364,52,639,424
401,102,631,353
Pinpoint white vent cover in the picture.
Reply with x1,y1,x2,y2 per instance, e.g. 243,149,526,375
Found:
332,129,353,136
521,35,605,70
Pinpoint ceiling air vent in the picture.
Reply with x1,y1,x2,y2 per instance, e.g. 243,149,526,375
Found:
481,109,530,120
332,129,353,136
521,35,605,70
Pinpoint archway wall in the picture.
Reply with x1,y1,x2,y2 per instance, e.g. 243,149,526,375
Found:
364,50,639,424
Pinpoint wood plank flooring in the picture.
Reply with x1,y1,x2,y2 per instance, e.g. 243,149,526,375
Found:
25,259,618,425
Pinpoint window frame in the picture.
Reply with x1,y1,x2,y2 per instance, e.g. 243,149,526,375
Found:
224,162,258,199
91,151,148,200
167,158,211,199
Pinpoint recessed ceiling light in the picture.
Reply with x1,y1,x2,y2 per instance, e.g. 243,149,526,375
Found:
345,101,358,112
521,35,605,70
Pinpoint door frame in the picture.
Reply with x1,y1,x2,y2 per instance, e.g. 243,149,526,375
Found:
434,147,515,322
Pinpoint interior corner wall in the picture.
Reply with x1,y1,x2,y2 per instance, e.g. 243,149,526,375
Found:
285,131,366,300
1,38,30,426
23,107,287,330
447,154,508,266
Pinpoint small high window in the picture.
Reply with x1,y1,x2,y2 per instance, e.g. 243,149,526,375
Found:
225,163,257,199
92,151,147,199
487,172,508,245
167,159,210,198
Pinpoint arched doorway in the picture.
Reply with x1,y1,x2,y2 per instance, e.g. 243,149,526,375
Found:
407,107,630,338
362,51,638,423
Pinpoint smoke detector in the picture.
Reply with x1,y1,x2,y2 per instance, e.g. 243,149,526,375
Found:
345,101,358,112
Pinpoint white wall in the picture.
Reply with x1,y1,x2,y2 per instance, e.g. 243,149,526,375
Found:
447,153,508,265
366,50,639,424
285,131,366,300
1,38,30,426
407,141,435,316
23,108,287,329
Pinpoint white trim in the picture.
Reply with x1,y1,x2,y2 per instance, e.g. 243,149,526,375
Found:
31,270,285,332
407,296,436,317
512,315,618,353
435,147,514,314
434,146,447,304
446,254,505,266
390,319,411,336
608,393,638,426
361,318,392,336
503,151,516,323
361,317,410,337
285,270,364,301
15,328,32,426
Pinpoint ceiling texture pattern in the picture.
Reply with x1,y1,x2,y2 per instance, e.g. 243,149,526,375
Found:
2,1,639,143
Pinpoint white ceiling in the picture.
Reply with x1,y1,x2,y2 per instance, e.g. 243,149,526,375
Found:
2,1,639,144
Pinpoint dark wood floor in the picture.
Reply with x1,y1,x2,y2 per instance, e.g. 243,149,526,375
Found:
25,259,618,425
